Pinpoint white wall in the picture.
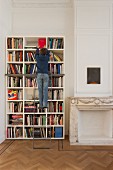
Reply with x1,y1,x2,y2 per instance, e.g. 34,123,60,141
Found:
12,5,74,134
74,1,112,96
72,0,113,144
0,0,12,143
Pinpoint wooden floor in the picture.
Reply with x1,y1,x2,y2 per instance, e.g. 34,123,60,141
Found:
1,138,113,170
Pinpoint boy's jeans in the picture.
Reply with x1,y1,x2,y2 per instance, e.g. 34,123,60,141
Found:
37,73,49,108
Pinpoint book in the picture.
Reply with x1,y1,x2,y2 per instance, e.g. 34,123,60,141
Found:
10,64,16,74
54,54,62,62
55,127,63,138
20,51,23,61
38,38,46,48
34,128,41,138
12,114,23,119
8,90,18,100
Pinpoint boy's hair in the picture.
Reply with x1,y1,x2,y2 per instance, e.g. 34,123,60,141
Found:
39,48,47,55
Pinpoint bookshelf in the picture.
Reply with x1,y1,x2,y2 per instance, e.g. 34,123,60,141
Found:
6,36,65,139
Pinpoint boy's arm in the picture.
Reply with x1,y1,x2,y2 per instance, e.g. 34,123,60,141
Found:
47,50,53,61
36,48,39,55
35,48,39,61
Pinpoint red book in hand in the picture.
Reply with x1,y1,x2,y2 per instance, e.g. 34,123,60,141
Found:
38,38,46,48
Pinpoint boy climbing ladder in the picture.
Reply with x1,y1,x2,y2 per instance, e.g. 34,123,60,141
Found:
35,48,53,109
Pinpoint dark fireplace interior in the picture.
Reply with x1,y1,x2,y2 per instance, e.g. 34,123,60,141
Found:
87,67,100,84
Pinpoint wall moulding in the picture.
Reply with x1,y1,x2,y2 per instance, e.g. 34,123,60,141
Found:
12,0,73,8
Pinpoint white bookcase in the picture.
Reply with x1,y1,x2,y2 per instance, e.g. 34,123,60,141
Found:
6,36,65,139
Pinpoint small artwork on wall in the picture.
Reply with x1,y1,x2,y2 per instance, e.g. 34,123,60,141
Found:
87,67,100,84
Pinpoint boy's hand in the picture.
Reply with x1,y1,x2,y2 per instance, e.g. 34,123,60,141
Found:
36,48,39,55
50,55,53,61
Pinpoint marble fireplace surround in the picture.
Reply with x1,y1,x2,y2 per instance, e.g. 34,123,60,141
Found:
69,96,113,145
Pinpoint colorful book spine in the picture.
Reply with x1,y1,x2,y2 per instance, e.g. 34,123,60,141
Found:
8,90,18,100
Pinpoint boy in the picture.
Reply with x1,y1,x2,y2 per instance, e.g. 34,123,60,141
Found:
35,48,52,108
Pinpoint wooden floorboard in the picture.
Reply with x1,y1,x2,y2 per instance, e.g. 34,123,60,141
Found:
0,140,11,150
1,138,113,170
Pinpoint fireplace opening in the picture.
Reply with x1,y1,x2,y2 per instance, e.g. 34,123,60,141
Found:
87,67,100,84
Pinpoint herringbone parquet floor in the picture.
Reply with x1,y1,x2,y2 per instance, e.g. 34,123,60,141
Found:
1,138,113,170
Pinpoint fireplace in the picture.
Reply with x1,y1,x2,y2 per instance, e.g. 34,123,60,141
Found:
69,97,113,145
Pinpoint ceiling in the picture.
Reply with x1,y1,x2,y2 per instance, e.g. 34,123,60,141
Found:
12,0,73,8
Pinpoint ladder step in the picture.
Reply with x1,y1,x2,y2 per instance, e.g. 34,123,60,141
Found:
38,107,48,109
36,108,48,113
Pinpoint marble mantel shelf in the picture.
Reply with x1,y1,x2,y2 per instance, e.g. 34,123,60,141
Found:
69,96,113,110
